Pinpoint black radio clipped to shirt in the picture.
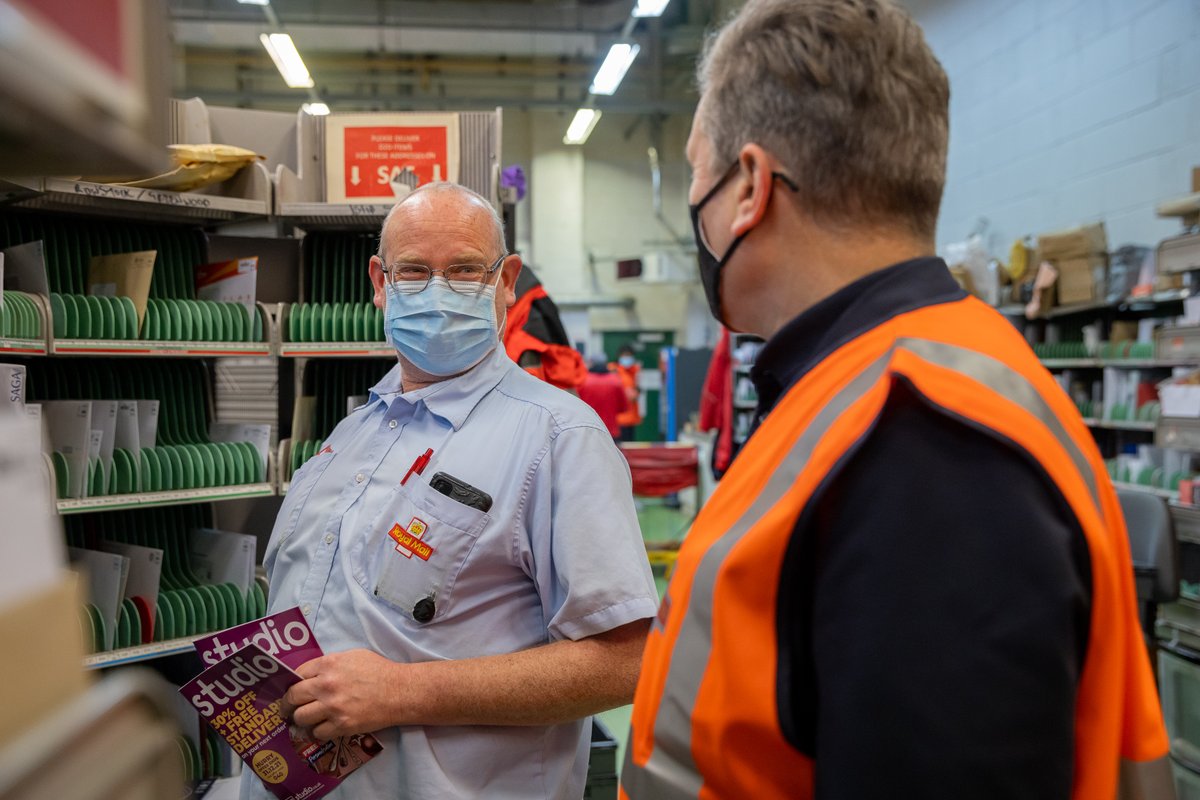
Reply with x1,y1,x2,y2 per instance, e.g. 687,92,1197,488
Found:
429,472,493,513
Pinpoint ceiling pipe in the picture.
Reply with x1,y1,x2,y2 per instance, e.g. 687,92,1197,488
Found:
648,141,689,247
175,88,697,114
168,0,637,34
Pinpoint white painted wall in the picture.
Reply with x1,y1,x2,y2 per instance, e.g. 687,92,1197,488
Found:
905,0,1200,253
501,108,718,351
503,0,1200,351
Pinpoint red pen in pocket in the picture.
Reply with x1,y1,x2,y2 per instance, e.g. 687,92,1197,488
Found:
401,448,433,486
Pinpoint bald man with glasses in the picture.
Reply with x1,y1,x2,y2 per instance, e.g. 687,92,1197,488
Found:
247,183,657,800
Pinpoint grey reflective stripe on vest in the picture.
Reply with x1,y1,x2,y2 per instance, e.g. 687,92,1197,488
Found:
899,338,1101,510
621,337,1106,799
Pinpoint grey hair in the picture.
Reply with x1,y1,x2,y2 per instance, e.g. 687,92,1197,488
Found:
377,182,507,262
697,0,949,239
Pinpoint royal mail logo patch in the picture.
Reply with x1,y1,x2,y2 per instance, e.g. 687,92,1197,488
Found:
387,516,434,561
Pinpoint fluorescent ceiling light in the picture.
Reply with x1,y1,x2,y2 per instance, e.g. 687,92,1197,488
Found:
633,0,670,16
302,102,330,115
237,0,270,5
259,33,314,88
589,43,640,96
564,109,601,145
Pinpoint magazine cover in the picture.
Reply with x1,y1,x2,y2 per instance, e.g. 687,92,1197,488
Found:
194,606,323,670
181,643,382,800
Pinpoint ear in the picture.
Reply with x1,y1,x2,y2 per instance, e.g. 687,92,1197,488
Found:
369,255,386,309
729,143,777,237
499,253,522,307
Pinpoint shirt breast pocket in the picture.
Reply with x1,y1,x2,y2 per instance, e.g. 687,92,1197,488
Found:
353,479,489,624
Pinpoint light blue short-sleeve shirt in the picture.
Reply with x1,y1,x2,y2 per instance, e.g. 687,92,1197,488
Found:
241,346,658,800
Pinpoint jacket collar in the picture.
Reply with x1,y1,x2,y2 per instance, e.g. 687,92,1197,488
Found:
751,257,966,416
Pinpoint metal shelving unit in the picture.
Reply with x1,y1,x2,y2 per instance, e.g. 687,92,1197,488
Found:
10,172,272,225
1041,358,1200,369
1083,418,1157,431
82,635,201,670
276,202,393,231
278,342,393,358
56,483,274,515
49,340,273,358
1002,289,1191,321
1112,480,1176,499
0,337,49,356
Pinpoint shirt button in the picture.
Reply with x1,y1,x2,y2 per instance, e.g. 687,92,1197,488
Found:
413,597,435,623
324,533,334,544
388,420,398,430
355,472,365,483
301,604,312,616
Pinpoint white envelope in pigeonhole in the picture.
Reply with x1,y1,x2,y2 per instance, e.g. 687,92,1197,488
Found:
98,541,163,638
1,240,50,297
68,547,129,652
115,401,141,456
43,400,92,499
189,528,256,593
91,401,118,481
137,399,159,450
210,421,271,480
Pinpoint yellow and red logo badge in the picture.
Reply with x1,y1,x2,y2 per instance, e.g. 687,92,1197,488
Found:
387,517,434,561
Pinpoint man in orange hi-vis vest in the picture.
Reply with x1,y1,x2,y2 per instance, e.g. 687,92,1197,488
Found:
610,344,643,441
622,2,1170,799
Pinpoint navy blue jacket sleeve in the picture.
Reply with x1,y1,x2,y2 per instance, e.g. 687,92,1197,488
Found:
778,380,1092,799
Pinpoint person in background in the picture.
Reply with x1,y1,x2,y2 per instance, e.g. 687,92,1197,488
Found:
610,344,642,441
503,265,588,393
697,328,734,477
250,182,658,800
578,357,627,441
622,1,1169,799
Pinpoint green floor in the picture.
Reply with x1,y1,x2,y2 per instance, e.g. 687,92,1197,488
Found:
595,501,692,778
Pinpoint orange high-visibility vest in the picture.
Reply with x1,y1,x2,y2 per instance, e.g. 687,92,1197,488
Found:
611,362,642,427
621,294,1168,799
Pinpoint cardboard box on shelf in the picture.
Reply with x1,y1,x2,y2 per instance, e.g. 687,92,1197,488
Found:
1037,222,1109,306
1156,272,1187,292
1056,255,1106,304
1038,222,1108,259
1110,320,1139,344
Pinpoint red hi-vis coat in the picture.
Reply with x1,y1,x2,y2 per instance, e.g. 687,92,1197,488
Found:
621,294,1168,800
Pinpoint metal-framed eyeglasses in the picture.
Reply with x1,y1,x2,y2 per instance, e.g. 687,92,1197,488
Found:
384,253,508,295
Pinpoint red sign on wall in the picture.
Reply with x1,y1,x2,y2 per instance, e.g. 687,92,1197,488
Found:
325,114,461,204
342,126,449,198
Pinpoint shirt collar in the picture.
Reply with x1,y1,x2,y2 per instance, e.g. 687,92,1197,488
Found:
750,257,966,415
367,345,513,430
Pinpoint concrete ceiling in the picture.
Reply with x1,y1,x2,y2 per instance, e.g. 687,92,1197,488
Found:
168,0,722,114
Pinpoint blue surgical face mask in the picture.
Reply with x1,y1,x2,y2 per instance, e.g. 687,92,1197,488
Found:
385,275,506,377
618,355,636,368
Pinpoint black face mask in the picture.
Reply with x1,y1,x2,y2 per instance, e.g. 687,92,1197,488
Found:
688,162,799,326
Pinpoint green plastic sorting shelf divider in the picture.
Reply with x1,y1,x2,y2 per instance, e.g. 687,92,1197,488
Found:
285,301,385,343
31,359,267,498
1,213,267,344
302,360,393,444
0,213,205,299
64,505,262,648
286,231,381,343
0,291,42,339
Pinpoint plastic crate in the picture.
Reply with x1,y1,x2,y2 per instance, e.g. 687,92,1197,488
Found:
1173,758,1200,800
585,718,619,800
